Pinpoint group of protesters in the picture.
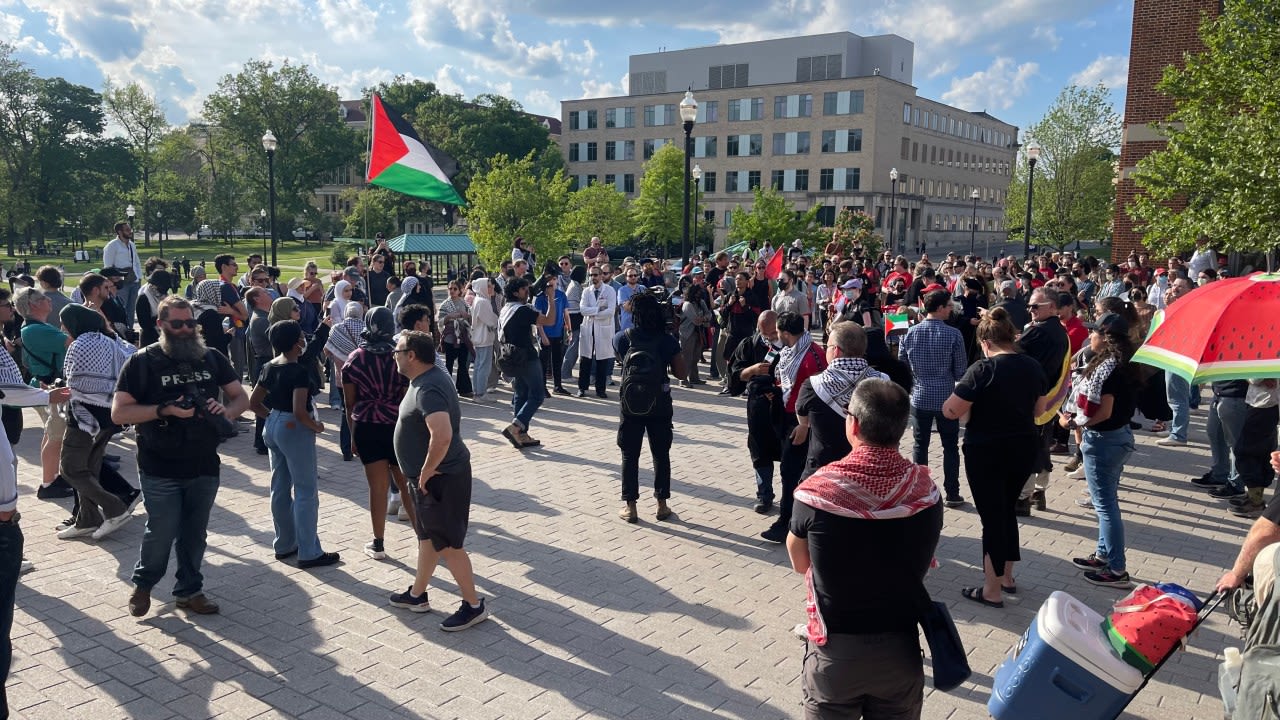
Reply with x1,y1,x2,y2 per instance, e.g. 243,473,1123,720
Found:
3,212,1279,720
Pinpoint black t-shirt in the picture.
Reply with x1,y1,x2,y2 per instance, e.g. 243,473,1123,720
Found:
257,361,315,413
1018,317,1069,389
795,378,851,474
953,353,1046,444
502,304,539,352
613,328,681,413
790,501,943,634
1091,363,1138,432
1262,492,1280,525
116,347,239,478
197,308,230,357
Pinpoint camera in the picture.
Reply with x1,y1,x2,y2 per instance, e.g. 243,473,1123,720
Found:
531,259,560,295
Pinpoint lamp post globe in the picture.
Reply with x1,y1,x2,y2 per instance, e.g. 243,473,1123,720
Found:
262,130,279,266
679,89,698,274
969,188,980,258
888,167,899,256
156,210,164,257
1023,140,1041,261
260,208,267,260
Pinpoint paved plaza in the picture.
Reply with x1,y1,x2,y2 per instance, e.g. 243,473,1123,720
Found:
6,385,1247,719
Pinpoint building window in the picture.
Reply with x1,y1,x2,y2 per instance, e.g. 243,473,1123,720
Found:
586,174,597,186
795,169,809,191
643,138,668,159
727,134,763,157
569,176,580,192
821,129,862,153
747,170,761,190
844,168,860,190
900,138,910,160
819,168,834,191
797,54,842,82
725,210,733,227
727,97,764,122
605,107,635,129
709,63,749,90
816,205,836,226
605,174,616,187
773,94,813,119
606,140,635,161
586,142,597,162
623,174,635,193
771,131,810,155
568,143,580,162
913,108,920,126
644,104,676,127
911,142,918,162
725,171,739,193
698,100,718,124
702,171,716,193
903,103,912,123
694,136,717,158
568,109,597,130
771,170,785,191
823,90,864,116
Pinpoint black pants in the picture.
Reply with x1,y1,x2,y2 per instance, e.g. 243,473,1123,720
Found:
1236,404,1279,490
0,520,20,719
540,335,566,389
966,439,1038,577
618,410,674,501
579,357,610,395
443,342,473,395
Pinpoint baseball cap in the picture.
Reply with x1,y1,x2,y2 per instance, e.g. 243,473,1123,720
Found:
691,266,704,275
999,280,1016,292
921,283,945,294
839,278,863,290
1086,312,1130,337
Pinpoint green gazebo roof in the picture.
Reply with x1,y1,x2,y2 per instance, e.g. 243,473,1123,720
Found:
388,234,475,254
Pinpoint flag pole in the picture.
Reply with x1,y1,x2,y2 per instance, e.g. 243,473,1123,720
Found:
363,94,374,243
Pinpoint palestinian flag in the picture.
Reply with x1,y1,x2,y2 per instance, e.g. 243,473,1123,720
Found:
366,94,465,206
884,312,910,334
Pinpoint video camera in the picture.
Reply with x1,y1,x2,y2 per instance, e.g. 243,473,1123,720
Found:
531,259,560,295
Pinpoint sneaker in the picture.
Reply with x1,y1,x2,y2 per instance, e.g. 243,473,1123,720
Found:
1084,569,1133,589
760,523,787,544
397,504,410,521
56,525,98,540
1230,494,1260,507
91,511,134,541
1209,484,1247,500
1155,437,1187,447
36,476,75,500
121,489,143,515
440,599,489,631
1066,466,1086,480
1232,500,1267,518
19,559,33,575
364,539,386,560
1191,472,1225,488
753,499,773,514
1075,496,1094,508
389,586,431,612
387,495,402,517
298,551,340,569
1072,554,1109,570
54,516,76,531
1064,455,1083,473
944,495,966,508
1032,489,1046,511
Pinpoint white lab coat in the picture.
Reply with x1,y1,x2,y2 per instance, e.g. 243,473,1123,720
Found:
578,283,617,361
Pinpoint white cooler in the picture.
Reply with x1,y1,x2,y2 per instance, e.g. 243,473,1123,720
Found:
989,591,1144,720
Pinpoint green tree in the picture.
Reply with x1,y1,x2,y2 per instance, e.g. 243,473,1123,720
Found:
464,152,570,268
631,144,686,257
340,186,402,238
1004,84,1120,253
559,182,635,251
414,92,561,194
103,80,169,247
830,208,882,258
726,186,824,251
202,59,361,245
1130,0,1280,259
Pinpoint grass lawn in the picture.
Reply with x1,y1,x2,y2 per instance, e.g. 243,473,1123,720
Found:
12,235,354,283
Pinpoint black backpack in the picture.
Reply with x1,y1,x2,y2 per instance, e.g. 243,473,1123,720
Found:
619,329,668,417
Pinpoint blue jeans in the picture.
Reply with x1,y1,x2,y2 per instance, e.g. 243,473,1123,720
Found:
911,406,960,499
118,280,140,327
510,357,544,431
1165,372,1191,442
1082,426,1135,574
472,345,494,400
0,520,21,717
132,471,220,597
1208,395,1248,487
264,411,323,561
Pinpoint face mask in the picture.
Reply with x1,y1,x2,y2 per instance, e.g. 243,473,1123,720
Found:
842,289,856,299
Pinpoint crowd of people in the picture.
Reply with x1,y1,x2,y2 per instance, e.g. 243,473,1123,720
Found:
0,217,1276,719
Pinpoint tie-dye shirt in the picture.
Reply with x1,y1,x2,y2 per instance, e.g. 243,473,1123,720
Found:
342,347,407,425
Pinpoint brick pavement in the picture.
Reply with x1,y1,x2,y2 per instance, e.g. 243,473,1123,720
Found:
6,385,1249,719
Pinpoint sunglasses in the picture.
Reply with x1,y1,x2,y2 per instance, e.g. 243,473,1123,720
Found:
252,277,269,284
166,319,198,329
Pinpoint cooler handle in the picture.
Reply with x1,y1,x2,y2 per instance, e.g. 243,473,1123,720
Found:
1050,667,1094,703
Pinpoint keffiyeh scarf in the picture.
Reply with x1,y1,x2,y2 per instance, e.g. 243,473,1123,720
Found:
1071,355,1121,420
811,357,886,416
64,331,136,434
793,444,940,645
194,279,223,313
776,331,814,407
325,316,365,364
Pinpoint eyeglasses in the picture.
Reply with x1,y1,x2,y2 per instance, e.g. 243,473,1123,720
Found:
392,348,410,355
166,319,198,329
252,276,268,284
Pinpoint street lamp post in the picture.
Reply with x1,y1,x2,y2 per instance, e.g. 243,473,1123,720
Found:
1023,141,1040,261
888,168,899,255
262,130,279,266
691,164,703,255
156,210,164,258
126,204,135,231
969,189,980,258
679,89,698,274
260,209,267,260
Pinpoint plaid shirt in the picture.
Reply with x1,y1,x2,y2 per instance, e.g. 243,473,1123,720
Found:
898,317,967,411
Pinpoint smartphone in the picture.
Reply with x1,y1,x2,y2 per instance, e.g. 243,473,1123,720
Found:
764,349,780,364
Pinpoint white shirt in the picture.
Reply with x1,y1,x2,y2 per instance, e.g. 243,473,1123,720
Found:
102,236,142,281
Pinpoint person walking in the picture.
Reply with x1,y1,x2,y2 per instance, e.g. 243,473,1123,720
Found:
112,296,248,617
498,277,558,447
577,267,617,398
943,308,1047,608
387,330,489,631
615,292,686,523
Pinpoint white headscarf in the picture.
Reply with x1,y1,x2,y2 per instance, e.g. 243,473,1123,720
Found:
328,279,351,321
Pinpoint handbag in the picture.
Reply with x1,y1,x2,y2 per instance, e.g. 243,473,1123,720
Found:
916,585,971,692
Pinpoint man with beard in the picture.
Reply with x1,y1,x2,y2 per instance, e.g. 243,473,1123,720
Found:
111,296,247,617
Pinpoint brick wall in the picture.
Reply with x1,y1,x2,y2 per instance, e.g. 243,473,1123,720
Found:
1111,0,1221,261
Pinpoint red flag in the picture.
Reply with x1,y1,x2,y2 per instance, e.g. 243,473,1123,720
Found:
764,248,784,280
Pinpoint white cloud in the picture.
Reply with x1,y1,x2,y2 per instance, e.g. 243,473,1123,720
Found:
315,0,378,44
941,57,1039,112
0,11,50,55
1070,54,1129,91
580,78,620,98
524,88,554,115
927,60,957,79
406,0,596,79
1031,25,1061,52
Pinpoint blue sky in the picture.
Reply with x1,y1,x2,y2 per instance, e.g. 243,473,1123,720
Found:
2,0,1133,136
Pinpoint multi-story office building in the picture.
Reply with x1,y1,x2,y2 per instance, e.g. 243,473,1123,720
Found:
561,32,1020,255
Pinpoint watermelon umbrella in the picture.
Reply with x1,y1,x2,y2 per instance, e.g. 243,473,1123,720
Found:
1133,272,1280,383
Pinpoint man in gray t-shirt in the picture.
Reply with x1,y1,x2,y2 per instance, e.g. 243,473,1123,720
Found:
388,331,488,631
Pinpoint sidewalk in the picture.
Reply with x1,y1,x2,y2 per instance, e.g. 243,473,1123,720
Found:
7,391,1245,719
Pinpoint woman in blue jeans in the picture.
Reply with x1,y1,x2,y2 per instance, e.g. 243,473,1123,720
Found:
250,320,340,568
1061,312,1138,588
497,277,558,448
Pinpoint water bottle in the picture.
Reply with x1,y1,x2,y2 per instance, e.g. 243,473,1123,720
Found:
1219,646,1243,718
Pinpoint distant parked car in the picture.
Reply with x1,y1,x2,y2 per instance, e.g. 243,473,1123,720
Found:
292,227,311,240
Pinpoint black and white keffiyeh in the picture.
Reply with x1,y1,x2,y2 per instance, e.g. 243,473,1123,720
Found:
64,331,136,433
812,357,886,416
777,331,814,407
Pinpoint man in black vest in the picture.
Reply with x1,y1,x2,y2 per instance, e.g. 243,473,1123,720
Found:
1016,287,1070,515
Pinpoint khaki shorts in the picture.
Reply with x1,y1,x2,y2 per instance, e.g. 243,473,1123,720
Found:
34,402,67,442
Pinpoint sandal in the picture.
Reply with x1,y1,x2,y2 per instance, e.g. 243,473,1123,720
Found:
961,587,1004,608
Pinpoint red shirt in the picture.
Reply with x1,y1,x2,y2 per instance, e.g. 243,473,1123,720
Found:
885,271,913,289
1065,316,1088,354
782,343,827,414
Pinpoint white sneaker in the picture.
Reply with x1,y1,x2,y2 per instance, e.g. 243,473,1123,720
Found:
19,559,34,575
1155,437,1187,447
387,494,402,517
91,512,133,540
363,541,387,560
1066,466,1086,479
56,525,98,540
398,504,410,521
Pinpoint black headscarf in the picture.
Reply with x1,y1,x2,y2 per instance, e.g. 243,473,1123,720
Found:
361,306,396,354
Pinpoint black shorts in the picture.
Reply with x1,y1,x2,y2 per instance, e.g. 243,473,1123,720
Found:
352,420,398,466
408,463,472,552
